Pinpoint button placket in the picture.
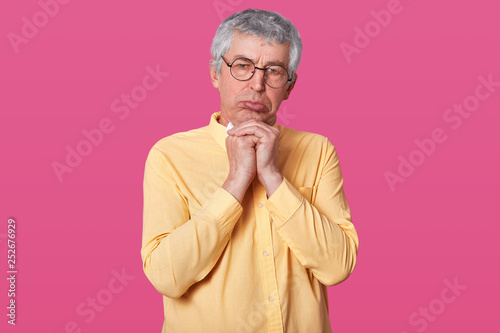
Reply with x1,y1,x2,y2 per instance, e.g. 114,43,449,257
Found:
251,180,284,331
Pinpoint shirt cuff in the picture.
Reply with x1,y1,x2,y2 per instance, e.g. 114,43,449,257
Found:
265,177,303,229
199,186,243,235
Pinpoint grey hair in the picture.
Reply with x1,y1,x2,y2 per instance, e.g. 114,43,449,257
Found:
210,9,302,83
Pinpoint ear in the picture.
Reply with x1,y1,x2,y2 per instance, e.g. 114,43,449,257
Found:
210,59,220,89
283,72,297,100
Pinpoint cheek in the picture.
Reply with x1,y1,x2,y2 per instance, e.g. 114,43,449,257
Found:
220,79,239,100
268,91,287,108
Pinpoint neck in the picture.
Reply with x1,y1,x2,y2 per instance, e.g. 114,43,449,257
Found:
217,112,230,127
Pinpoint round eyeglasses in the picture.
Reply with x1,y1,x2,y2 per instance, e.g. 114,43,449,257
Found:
221,56,292,89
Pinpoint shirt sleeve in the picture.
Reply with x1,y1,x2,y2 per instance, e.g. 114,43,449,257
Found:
265,137,358,286
141,146,243,298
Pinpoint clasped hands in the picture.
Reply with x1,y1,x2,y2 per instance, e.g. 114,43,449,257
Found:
224,119,283,201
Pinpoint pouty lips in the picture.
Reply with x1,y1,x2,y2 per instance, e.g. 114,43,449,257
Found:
241,100,267,111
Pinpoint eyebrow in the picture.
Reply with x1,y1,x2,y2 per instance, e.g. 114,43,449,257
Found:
230,54,287,68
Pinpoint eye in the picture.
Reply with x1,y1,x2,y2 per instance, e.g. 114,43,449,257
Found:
267,67,285,76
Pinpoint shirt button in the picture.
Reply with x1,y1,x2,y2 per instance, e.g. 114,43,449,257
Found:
263,250,269,257
258,202,264,208
269,295,275,302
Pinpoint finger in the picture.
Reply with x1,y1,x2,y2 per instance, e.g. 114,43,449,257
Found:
228,120,279,136
226,133,259,146
234,121,276,134
229,126,271,140
229,123,279,139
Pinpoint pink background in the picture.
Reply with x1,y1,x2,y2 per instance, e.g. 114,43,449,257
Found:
1,0,499,332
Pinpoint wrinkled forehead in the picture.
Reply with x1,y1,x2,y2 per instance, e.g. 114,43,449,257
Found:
226,30,291,67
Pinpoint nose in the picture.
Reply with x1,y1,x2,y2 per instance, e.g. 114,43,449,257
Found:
249,67,266,92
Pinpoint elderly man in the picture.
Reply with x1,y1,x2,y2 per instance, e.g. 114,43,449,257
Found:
141,8,358,333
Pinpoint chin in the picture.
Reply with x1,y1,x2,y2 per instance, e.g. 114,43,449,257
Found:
245,113,278,126
238,110,266,122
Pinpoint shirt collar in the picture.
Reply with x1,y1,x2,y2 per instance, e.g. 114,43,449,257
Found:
208,111,281,153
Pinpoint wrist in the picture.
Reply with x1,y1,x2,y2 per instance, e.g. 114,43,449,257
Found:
222,173,253,204
258,171,283,198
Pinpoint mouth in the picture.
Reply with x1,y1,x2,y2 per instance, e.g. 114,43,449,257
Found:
240,100,267,112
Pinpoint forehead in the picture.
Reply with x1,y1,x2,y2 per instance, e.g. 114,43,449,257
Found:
226,31,290,67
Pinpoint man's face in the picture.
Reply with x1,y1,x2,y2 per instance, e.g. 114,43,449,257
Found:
210,31,296,127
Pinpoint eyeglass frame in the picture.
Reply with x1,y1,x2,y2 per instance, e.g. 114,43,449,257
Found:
221,56,293,89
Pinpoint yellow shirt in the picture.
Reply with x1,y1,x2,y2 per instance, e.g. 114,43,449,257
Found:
141,112,358,333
